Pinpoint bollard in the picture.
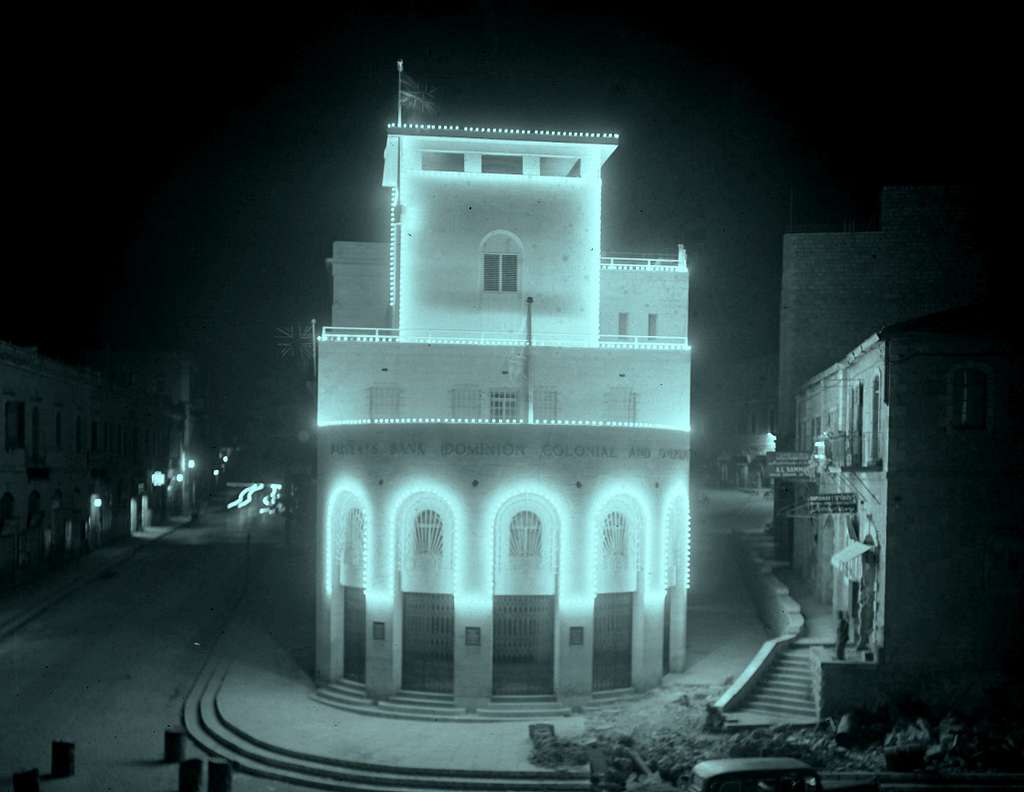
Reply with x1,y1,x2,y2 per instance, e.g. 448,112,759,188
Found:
12,768,40,792
165,728,186,762
178,758,203,792
208,758,232,792
52,740,75,777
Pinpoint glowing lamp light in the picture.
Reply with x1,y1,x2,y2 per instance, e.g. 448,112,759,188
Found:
92,497,103,508
187,459,196,470
213,469,220,477
175,473,184,483
151,471,166,487
222,455,229,463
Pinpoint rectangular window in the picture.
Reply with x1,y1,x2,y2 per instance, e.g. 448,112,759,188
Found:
605,387,637,423
539,156,581,177
490,389,519,420
5,401,25,451
483,254,518,292
421,151,465,172
481,154,523,174
618,312,629,336
450,386,482,419
534,388,558,420
368,385,401,420
647,313,658,338
55,410,62,450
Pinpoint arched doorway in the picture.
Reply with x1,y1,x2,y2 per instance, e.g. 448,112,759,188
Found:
593,509,637,691
400,506,454,694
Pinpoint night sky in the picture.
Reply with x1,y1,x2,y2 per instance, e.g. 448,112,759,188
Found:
8,11,1008,424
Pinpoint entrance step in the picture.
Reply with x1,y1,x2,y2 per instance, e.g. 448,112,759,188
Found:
490,694,557,704
477,703,573,719
187,658,592,790
377,700,470,719
392,690,460,708
591,687,639,701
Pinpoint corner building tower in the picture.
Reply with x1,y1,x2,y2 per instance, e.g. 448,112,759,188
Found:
317,123,691,709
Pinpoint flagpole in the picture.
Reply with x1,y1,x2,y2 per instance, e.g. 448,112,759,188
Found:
397,59,403,127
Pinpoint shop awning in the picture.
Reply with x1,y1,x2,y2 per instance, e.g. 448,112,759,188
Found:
831,541,873,582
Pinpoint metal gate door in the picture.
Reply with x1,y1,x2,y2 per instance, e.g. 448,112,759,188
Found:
402,593,454,693
593,592,633,691
343,586,366,683
493,595,555,695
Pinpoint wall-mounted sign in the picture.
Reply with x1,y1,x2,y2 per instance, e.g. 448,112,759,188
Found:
465,627,481,646
767,452,815,480
807,493,857,514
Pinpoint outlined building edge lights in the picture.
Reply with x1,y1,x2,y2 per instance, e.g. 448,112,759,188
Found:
387,122,620,140
316,417,690,431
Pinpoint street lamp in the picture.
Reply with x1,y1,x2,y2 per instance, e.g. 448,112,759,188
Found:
187,458,196,470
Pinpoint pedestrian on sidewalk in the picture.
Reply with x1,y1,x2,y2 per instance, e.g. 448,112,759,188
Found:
835,610,849,660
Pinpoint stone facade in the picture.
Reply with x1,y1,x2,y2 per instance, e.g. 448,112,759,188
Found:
1,342,186,583
316,124,691,704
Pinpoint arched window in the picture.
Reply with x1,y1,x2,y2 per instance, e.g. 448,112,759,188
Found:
509,511,542,557
343,508,365,567
481,232,521,293
952,367,988,430
414,510,444,556
602,512,629,560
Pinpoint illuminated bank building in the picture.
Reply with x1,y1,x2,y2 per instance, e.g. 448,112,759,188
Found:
316,123,691,709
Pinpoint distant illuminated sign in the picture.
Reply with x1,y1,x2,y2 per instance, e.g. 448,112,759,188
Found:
807,493,857,515
227,482,265,510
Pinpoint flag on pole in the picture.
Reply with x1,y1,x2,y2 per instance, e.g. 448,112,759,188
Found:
399,69,436,115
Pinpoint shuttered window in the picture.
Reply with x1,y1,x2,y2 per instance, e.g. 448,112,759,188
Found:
483,254,517,292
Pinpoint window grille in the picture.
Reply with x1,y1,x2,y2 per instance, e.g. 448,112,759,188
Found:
483,253,518,292
603,512,628,559
344,508,365,567
414,510,444,556
490,389,519,420
368,385,401,419
450,386,482,419
509,511,542,557
534,388,558,420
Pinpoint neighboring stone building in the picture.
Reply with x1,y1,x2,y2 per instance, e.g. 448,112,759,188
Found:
1,342,187,585
790,304,1023,715
774,185,994,560
315,123,692,708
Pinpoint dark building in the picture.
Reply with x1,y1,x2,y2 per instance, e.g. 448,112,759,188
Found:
789,304,1023,716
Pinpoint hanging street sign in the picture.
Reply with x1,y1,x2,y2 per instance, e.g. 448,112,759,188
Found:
767,452,815,480
807,493,858,514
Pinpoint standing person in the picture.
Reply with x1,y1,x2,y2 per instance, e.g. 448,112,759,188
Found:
835,610,849,660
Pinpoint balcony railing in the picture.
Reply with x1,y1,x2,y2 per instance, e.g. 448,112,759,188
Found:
600,255,680,271
320,327,689,350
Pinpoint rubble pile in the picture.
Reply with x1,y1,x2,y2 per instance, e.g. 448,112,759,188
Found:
527,730,589,769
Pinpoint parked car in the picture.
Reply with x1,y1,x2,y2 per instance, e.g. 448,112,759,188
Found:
686,758,878,792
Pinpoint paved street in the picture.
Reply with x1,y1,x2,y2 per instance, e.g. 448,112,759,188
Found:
0,498,303,791
0,484,775,791
681,483,773,685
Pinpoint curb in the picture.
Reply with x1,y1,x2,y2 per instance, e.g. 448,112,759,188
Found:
0,518,190,641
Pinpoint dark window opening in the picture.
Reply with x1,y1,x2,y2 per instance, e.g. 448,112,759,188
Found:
421,151,465,172
482,155,523,174
539,156,581,177
953,367,987,430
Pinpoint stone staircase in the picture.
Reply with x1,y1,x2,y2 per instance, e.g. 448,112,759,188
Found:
184,656,592,791
733,646,818,723
314,680,591,722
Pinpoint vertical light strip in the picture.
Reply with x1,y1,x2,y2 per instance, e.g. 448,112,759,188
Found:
388,187,398,308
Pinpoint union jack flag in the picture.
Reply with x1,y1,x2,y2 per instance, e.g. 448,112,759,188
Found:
275,325,314,361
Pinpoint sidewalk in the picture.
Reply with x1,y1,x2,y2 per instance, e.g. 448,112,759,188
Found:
0,517,190,640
